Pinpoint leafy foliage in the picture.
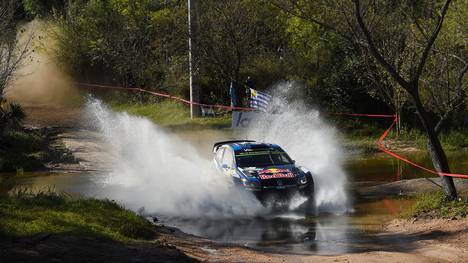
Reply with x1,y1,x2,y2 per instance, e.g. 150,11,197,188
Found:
0,102,25,135
20,0,468,127
55,0,187,93
21,0,67,17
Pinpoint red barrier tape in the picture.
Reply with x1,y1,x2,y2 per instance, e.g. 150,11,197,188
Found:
375,116,468,179
74,82,255,111
342,114,468,179
76,82,468,179
328,112,396,118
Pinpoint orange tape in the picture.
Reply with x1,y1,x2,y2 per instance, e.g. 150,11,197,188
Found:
376,116,468,179
76,81,468,179
74,82,255,111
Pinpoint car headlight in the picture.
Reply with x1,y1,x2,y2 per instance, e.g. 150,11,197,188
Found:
238,168,257,178
241,178,261,188
299,176,308,185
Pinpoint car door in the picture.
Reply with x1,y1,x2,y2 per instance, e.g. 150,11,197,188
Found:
215,147,225,171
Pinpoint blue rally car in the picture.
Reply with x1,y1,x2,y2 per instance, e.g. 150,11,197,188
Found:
213,140,314,210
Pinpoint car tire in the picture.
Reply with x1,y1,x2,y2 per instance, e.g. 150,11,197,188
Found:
301,174,315,215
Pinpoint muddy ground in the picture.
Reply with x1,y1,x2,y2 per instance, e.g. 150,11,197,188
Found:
7,105,467,262
156,218,468,262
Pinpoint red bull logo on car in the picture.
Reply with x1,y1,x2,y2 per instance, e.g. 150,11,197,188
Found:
258,168,295,180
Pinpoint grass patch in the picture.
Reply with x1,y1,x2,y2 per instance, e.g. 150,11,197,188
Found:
0,192,156,242
385,128,468,151
0,129,48,172
0,128,76,173
403,191,468,219
439,131,468,151
338,119,468,152
110,101,231,129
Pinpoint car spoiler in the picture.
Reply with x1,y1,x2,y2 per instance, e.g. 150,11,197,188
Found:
213,140,256,152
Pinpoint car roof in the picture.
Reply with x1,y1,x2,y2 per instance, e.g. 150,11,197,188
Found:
213,140,283,153
229,142,282,151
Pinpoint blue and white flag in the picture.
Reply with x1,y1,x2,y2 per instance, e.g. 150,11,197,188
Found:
249,88,272,112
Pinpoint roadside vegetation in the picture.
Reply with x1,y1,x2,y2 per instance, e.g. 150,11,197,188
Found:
403,191,468,219
0,129,47,172
110,100,231,129
110,99,468,150
0,191,156,242
343,125,468,153
0,128,76,173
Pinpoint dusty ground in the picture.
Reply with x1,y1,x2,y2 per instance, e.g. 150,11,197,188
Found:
51,130,113,172
22,106,113,172
23,106,85,128
14,105,468,262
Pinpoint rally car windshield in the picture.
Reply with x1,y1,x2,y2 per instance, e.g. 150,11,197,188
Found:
235,150,293,168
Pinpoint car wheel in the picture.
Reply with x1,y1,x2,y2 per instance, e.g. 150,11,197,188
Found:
301,175,315,215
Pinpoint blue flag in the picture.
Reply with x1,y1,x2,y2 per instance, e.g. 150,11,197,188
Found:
249,88,272,112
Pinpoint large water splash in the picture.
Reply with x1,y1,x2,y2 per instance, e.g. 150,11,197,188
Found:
246,81,350,213
85,80,349,217
86,99,265,217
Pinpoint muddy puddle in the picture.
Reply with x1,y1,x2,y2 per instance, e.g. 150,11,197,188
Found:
158,197,414,255
1,172,415,255
0,169,415,255
347,150,468,182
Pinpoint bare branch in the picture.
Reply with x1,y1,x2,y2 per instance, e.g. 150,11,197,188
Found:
352,0,411,91
413,0,453,83
434,62,467,134
268,1,355,42
0,0,33,101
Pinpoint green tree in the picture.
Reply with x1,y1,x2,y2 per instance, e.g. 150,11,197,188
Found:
272,0,466,198
55,0,187,93
0,0,28,135
195,0,284,102
21,0,67,17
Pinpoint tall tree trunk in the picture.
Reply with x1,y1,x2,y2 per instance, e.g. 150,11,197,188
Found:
410,89,457,199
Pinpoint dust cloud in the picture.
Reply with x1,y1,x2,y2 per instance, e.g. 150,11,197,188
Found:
5,19,81,106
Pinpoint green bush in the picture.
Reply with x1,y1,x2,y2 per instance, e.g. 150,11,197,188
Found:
0,129,48,172
22,0,67,17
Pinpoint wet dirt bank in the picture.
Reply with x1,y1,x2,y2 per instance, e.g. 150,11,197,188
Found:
156,218,468,262
1,228,197,263
354,178,468,198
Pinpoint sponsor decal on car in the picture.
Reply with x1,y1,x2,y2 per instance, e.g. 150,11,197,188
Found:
258,168,295,180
